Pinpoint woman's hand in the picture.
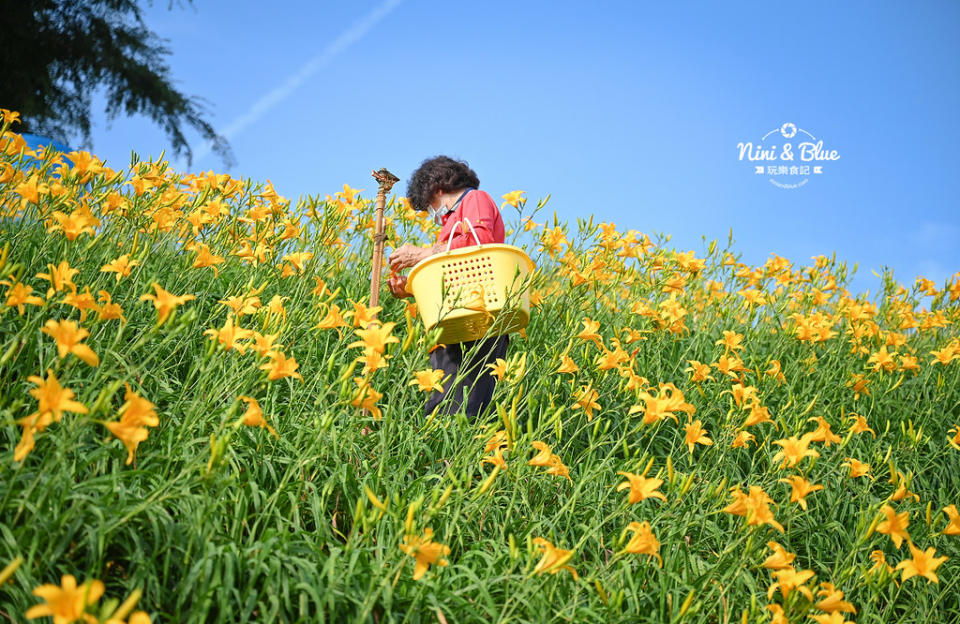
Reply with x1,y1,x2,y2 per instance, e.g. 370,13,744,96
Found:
389,244,428,271
387,274,412,298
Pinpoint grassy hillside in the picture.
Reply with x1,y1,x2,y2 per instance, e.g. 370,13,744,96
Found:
1,111,959,623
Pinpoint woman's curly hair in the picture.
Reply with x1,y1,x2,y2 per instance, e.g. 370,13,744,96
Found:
406,156,480,212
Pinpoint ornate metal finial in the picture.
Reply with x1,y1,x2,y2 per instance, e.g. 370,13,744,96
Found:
372,168,400,194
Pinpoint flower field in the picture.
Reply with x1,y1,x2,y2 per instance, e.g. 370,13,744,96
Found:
1,109,959,623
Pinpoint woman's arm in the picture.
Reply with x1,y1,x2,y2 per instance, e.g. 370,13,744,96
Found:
388,241,444,271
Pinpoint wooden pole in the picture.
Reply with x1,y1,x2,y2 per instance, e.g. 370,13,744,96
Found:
369,168,399,319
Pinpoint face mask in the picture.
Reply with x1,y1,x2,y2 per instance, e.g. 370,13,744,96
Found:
429,202,451,226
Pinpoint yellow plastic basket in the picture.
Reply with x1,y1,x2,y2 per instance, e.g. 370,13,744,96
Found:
405,219,536,344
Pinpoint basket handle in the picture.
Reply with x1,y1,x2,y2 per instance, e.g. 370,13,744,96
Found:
444,218,483,253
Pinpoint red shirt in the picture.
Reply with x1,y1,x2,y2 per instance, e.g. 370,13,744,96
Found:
437,190,506,250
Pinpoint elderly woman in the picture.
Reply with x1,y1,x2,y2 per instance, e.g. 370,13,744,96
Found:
387,156,508,419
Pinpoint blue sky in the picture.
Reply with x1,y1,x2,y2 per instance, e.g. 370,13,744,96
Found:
83,0,960,298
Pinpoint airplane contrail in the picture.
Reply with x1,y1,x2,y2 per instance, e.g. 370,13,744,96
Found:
189,0,404,167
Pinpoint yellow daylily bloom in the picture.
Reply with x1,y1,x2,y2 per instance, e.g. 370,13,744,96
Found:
238,396,278,438
140,283,195,325
616,471,666,504
876,504,910,549
410,369,445,393
26,574,105,623
399,528,450,580
531,537,577,579
41,319,99,366
895,542,947,583
621,521,662,566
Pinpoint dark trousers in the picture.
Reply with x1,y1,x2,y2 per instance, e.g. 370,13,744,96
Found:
423,334,510,419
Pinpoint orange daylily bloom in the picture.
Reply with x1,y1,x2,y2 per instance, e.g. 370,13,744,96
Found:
103,384,160,465
761,541,796,570
778,475,823,510
843,457,871,478
399,528,450,580
572,384,601,420
683,419,713,454
41,319,99,366
531,537,577,579
140,283,195,325
616,471,666,504
350,377,382,419
259,351,303,382
895,542,948,583
942,505,960,536
204,315,253,353
36,261,79,297
100,254,139,282
238,396,278,438
876,504,910,549
500,190,526,208
771,434,819,469
349,322,400,354
621,521,662,565
410,369,445,393
25,574,105,623
316,304,350,330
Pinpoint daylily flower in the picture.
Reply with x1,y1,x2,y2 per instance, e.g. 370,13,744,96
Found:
62,286,97,322
806,416,842,446
685,360,714,383
616,471,666,504
41,319,99,366
3,280,44,314
941,505,960,536
531,537,577,579
204,315,253,353
399,528,450,580
140,283,195,325
316,304,350,331
556,354,579,375
500,190,526,208
771,434,819,469
103,384,160,465
722,485,784,532
843,457,871,478
100,254,140,282
761,542,796,570
683,419,713,454
192,243,225,274
349,300,381,328
26,574,105,623
349,322,399,354
895,542,948,583
813,583,856,614
36,261,79,297
778,475,823,510
350,377,382,419
96,290,125,323
572,384,601,421
259,351,303,382
576,318,603,349
876,504,910,548
621,521,661,565
849,414,875,437
766,567,815,601
238,396,278,438
732,430,756,448
17,369,88,462
410,369,445,393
